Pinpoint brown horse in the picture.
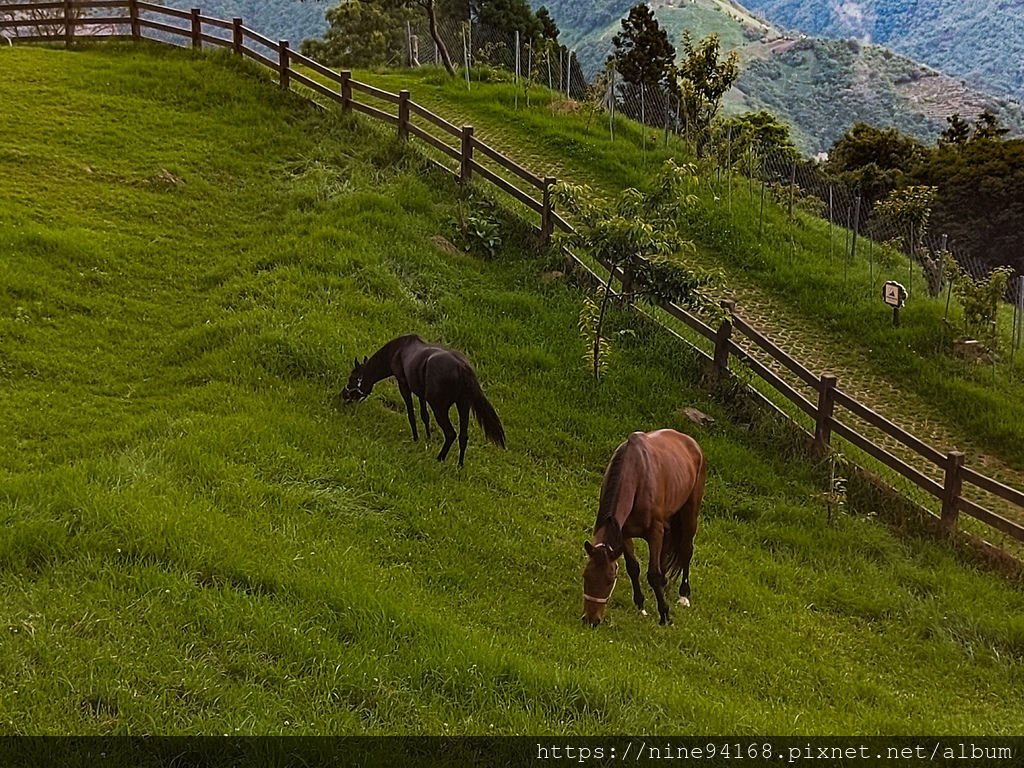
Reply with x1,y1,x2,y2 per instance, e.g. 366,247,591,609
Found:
340,334,505,466
582,429,706,627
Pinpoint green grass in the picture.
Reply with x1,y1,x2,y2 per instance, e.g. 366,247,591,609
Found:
345,67,1024,474
3,43,1024,735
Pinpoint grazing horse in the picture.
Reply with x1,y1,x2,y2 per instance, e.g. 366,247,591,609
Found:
582,429,706,627
340,334,505,466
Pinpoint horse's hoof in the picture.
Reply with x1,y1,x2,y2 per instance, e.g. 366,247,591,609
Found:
677,596,691,608
640,609,648,617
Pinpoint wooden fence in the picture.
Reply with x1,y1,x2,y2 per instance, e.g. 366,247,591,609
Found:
4,0,1024,552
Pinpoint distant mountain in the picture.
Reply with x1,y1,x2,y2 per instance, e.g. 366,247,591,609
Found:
738,0,1024,102
532,0,1024,154
164,0,328,47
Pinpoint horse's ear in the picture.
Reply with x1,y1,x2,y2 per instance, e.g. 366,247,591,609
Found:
362,355,369,364
583,541,594,556
353,357,360,368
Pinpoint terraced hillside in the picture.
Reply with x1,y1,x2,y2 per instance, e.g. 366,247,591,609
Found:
2,43,1024,735
537,0,1024,153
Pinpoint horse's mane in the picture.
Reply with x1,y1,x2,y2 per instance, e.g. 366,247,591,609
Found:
595,442,628,528
594,441,635,552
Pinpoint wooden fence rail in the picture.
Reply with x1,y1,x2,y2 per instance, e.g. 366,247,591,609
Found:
5,0,1024,551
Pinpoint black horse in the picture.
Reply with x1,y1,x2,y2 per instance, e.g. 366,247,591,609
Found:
341,335,506,466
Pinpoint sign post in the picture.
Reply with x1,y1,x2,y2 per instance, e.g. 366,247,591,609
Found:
883,280,907,327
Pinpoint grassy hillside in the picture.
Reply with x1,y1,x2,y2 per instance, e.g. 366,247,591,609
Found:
347,68,1024,481
740,0,1024,103
3,43,1024,736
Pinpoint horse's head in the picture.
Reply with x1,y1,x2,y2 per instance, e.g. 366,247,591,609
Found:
341,356,372,403
582,541,619,627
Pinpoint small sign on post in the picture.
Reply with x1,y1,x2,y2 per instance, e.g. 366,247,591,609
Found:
883,280,908,326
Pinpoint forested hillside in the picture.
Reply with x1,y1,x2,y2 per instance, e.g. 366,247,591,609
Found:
162,0,327,47
530,0,1024,154
740,0,1024,102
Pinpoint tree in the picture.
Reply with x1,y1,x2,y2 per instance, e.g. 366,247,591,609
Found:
411,0,458,75
536,6,559,42
717,111,798,158
875,184,938,263
825,122,925,205
472,0,541,41
553,161,715,380
609,4,676,90
676,32,739,145
300,1,413,69
973,108,1010,141
303,0,457,75
939,113,971,146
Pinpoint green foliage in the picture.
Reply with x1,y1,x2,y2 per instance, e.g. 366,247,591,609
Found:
472,0,542,42
554,160,713,378
451,194,504,258
609,3,677,90
826,122,926,204
676,32,739,145
300,0,413,69
577,294,610,377
716,110,798,159
874,184,937,256
951,265,1014,346
913,136,1024,275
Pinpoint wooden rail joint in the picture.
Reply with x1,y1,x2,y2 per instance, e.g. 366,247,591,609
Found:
460,125,474,184
941,451,966,532
278,40,289,90
712,299,736,379
541,176,556,247
340,70,352,111
398,90,410,142
813,374,838,458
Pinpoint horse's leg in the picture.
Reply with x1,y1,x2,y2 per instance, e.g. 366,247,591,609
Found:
677,464,705,608
675,528,700,610
645,523,671,625
418,396,431,440
455,399,470,467
431,402,457,462
622,539,646,615
397,380,418,441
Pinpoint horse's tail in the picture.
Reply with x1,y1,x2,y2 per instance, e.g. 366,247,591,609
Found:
463,367,506,448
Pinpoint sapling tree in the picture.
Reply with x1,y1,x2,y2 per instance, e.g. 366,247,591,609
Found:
554,160,716,379
875,185,937,293
951,264,1013,348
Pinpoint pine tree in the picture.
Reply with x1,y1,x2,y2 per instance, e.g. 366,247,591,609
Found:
609,4,676,90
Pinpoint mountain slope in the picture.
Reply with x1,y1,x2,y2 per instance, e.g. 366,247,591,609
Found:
739,0,1024,102
162,0,328,48
534,0,1024,153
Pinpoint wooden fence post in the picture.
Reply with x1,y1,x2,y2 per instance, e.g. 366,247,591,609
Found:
64,0,73,48
814,374,837,457
279,40,289,90
541,176,555,246
190,8,201,49
712,299,736,378
460,125,474,184
231,18,242,56
340,70,352,111
941,451,965,531
129,0,140,41
398,90,410,142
